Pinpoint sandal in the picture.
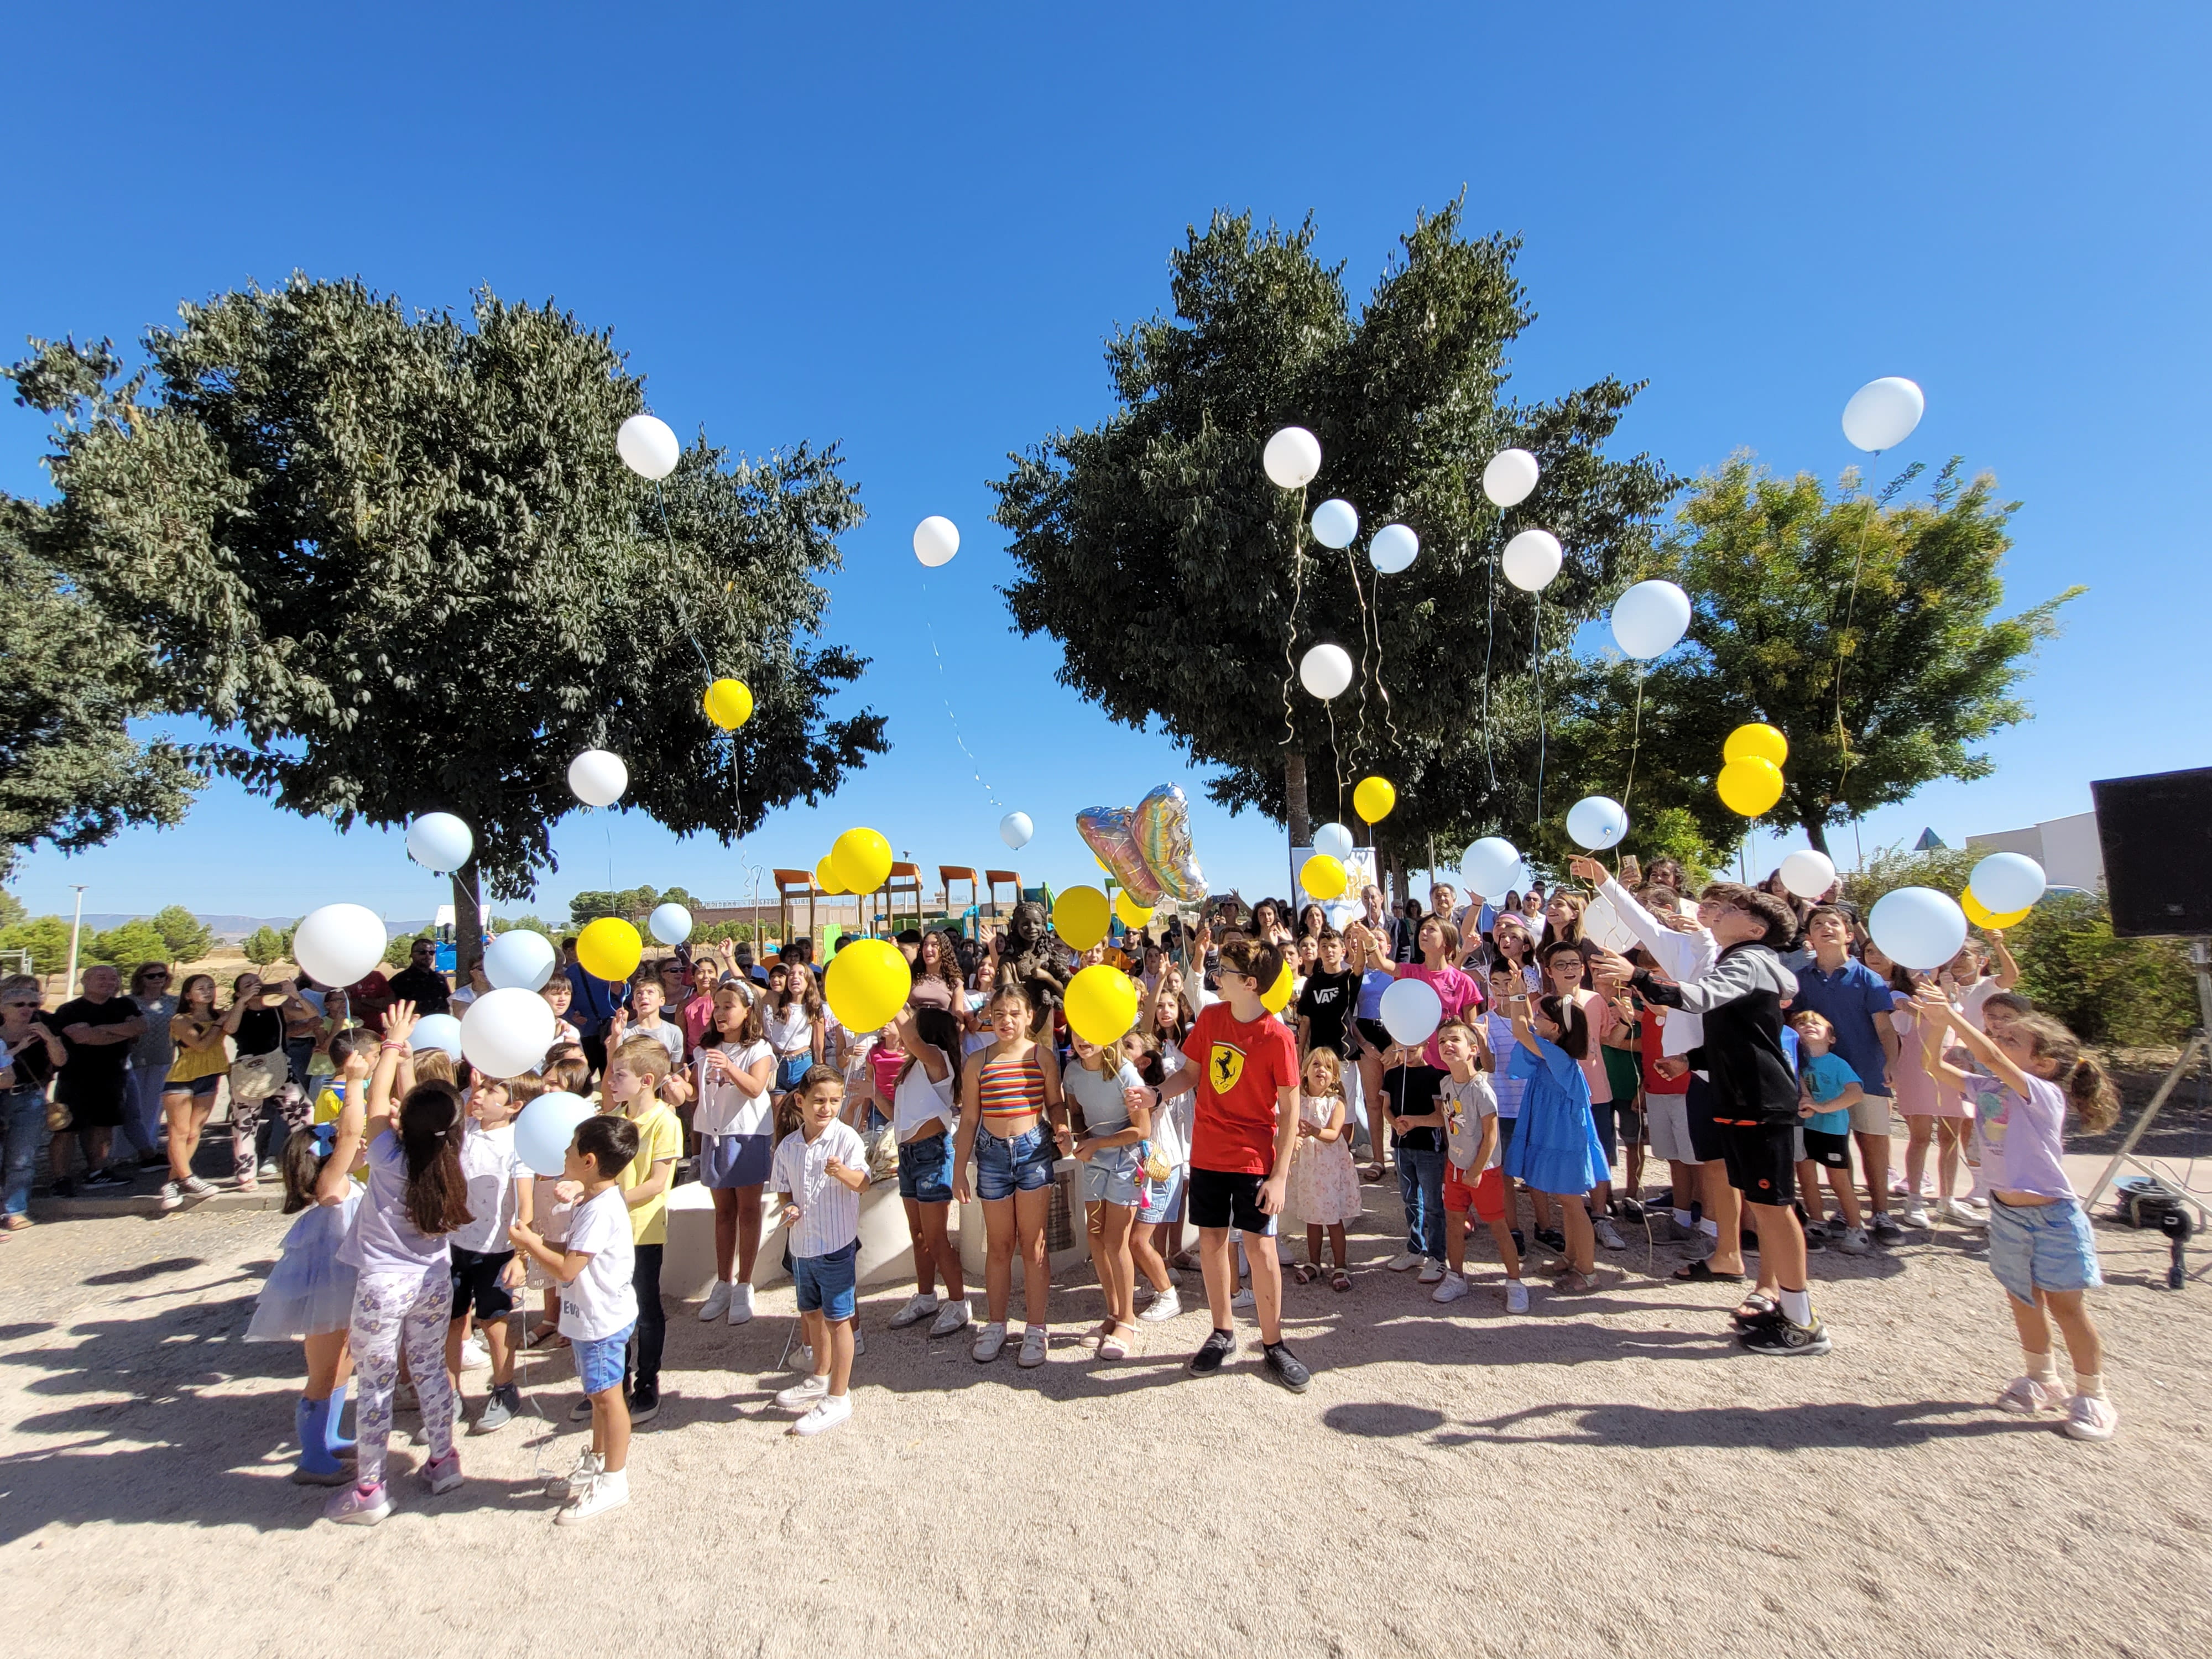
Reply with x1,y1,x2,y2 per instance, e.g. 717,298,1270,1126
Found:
1097,1324,1135,1361
1,1214,32,1233
1329,1267,1353,1293
524,1322,563,1349
1360,1162,1386,1184
1672,1260,1745,1284
1292,1262,1318,1286
1554,1269,1595,1293
1730,1293,1778,1329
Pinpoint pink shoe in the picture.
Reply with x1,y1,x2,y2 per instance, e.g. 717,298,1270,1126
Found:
324,1481,391,1526
423,1451,463,1495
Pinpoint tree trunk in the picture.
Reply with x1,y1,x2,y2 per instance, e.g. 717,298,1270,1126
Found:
1803,816,1830,857
1283,751,1311,898
451,862,485,978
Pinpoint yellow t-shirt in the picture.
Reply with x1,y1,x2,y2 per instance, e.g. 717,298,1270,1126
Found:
619,1103,684,1246
314,1086,345,1126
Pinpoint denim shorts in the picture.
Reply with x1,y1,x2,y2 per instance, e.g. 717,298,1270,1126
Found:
1987,1195,2103,1306
793,1240,858,1321
1079,1145,1144,1208
1138,1168,1184,1225
574,1322,636,1396
973,1124,1056,1202
898,1131,954,1204
775,1053,814,1092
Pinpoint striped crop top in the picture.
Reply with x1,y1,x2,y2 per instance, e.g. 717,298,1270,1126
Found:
977,1051,1047,1122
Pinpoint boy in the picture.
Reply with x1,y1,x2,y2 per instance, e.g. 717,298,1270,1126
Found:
613,974,688,1074
1789,906,1903,1239
447,1074,533,1432
772,1067,869,1435
1432,1019,1527,1312
598,1037,683,1422
1790,1011,1870,1255
1294,927,1360,1063
510,1113,640,1524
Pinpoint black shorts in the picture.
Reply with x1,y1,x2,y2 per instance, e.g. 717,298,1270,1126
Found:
1355,1018,1392,1057
1719,1122,1797,1206
449,1245,517,1322
1801,1128,1854,1171
57,1084,127,1130
1187,1167,1271,1233
1685,1073,1726,1162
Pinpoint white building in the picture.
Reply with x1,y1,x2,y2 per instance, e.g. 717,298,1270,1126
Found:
1966,810,2104,892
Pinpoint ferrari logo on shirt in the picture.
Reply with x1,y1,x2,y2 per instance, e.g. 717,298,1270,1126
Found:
1208,1042,1246,1093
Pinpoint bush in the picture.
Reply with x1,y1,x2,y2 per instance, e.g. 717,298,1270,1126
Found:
2006,891,2197,1048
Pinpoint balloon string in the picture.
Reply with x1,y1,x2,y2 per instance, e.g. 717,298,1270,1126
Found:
1345,544,1375,767
1829,455,1881,797
654,482,744,831
1532,589,1547,825
1327,698,1345,825
1279,484,1308,751
1622,665,1646,813
1482,544,1498,794
921,573,1001,807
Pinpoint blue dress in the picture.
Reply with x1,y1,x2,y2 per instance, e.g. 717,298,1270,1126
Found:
246,1188,362,1342
1502,1036,1609,1197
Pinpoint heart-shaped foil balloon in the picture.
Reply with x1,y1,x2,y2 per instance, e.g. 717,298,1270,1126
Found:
1134,784,1207,903
1076,806,1164,906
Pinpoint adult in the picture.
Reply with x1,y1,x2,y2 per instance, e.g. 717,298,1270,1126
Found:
223,972,305,1187
1,977,67,1230
1152,937,1310,1391
448,959,491,1015
564,936,629,1079
124,962,179,1166
386,936,452,1018
281,973,325,1089
342,962,395,1035
1295,903,1326,945
1357,884,1397,960
49,964,146,1193
1789,906,1905,1241
1391,898,1425,965
159,973,228,1207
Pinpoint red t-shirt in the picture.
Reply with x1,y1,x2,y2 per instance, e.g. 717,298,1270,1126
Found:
1638,1001,1690,1095
1187,1003,1299,1176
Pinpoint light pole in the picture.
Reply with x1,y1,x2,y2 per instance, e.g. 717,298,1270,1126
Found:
64,884,87,990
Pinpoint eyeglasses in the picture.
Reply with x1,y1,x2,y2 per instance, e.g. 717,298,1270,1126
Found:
4,999,41,1009
144,972,171,980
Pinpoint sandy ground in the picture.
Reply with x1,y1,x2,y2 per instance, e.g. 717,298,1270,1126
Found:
3,1175,2209,1659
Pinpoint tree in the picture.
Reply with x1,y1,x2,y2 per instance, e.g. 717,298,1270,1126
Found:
9,277,887,973
150,904,215,963
489,913,555,937
0,889,25,929
88,918,170,971
1570,457,2080,856
241,926,285,969
0,494,200,880
993,206,1674,891
382,926,433,970
0,914,74,975
568,884,690,926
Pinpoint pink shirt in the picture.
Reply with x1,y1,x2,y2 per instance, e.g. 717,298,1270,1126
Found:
1395,961,1483,1070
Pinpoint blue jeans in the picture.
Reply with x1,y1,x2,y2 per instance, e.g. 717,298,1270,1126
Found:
1397,1145,1446,1263
973,1124,1057,1201
4,1087,45,1218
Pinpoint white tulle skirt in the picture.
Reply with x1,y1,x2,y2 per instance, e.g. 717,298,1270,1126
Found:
246,1193,362,1342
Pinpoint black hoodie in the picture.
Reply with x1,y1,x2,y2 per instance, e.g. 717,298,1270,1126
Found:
1630,941,1799,1125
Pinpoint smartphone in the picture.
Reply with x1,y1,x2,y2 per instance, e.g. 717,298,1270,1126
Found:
1617,854,1642,888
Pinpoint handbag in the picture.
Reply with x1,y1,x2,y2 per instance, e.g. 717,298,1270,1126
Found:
230,1048,289,1104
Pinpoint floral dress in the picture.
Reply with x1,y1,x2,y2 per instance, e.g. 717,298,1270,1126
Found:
1286,1092,1363,1227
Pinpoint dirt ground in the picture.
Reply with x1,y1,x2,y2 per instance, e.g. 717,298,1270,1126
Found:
2,1173,2208,1659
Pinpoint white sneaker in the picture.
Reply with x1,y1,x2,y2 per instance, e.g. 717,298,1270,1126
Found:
728,1282,755,1324
159,1180,184,1212
459,1335,491,1371
1138,1287,1182,1323
790,1344,813,1373
775,1373,830,1411
792,1394,853,1436
257,1159,280,1181
1939,1198,1986,1229
853,1328,867,1357
972,1321,1008,1363
1900,1202,1932,1229
1431,1271,1470,1304
2063,1392,2119,1442
1503,1280,1530,1314
180,1174,215,1196
890,1293,940,1329
1593,1217,1628,1251
928,1298,972,1337
1385,1251,1422,1272
1016,1324,1050,1368
1230,1287,1255,1310
1997,1374,2058,1415
698,1280,732,1321
545,1448,601,1502
1417,1260,1444,1284
556,1469,629,1523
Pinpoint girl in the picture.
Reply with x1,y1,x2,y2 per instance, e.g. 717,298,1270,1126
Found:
449,958,491,1013
1345,919,1400,1182
1498,985,1609,1295
884,1004,971,1337
1917,993,2121,1440
319,1001,469,1525
692,985,778,1326
1296,903,1326,945
159,973,229,1209
952,982,1071,1368
766,962,826,1098
1063,1029,1156,1359
1866,941,1968,1229
247,1050,368,1483
1386,913,1483,1280
1540,889,1588,952
1121,1031,1185,1319
226,972,307,1186
1490,911,1545,993
1285,1048,1359,1292
908,930,964,1014
1541,941,1627,1250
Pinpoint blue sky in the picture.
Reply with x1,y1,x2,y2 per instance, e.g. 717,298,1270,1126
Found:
4,2,2206,928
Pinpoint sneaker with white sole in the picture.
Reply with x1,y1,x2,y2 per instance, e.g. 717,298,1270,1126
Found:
1385,1251,1422,1272
928,1298,972,1337
1900,1202,1932,1229
1593,1216,1628,1251
1503,1280,1530,1314
557,1468,630,1523
459,1335,490,1370
1138,1287,1182,1323
323,1481,390,1525
792,1394,853,1437
257,1159,281,1181
1230,1287,1255,1310
1997,1374,2058,1415
1431,1271,1470,1305
1836,1226,1871,1255
889,1292,940,1329
775,1373,830,1411
546,1449,601,1502
728,1282,755,1324
1939,1198,1987,1229
698,1280,732,1321
1417,1260,1444,1285
1016,1325,1050,1368
180,1174,215,1197
422,1451,463,1495
476,1383,520,1433
1869,1212,1903,1243
972,1321,1008,1363
158,1180,184,1212
2063,1392,2118,1441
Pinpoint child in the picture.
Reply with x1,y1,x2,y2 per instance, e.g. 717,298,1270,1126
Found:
1539,941,1627,1251
538,975,584,1051
1497,987,1608,1295
883,1004,971,1338
1484,968,1538,1255
1285,1047,1360,1293
1121,1030,1184,1321
1789,1011,1870,1255
509,1113,641,1521
611,975,688,1075
599,1036,683,1422
445,1072,531,1432
771,1066,869,1434
1432,1020,1526,1311
318,1001,470,1526
691,985,777,1326
1063,1030,1156,1359
1918,993,2121,1440
246,1046,369,1484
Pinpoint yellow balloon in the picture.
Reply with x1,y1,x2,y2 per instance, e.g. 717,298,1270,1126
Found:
831,826,893,894
824,937,911,1032
1065,963,1140,1046
703,677,754,731
1724,722,1789,768
813,853,846,895
1301,853,1348,900
1113,890,1154,931
576,916,642,982
1261,959,1295,1015
1960,890,2031,931
1053,884,1111,952
1715,756,1785,817
1353,775,1396,825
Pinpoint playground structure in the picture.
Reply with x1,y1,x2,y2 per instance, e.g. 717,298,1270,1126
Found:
691,858,1047,952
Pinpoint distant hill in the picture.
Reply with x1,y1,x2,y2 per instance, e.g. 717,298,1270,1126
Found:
78,912,320,942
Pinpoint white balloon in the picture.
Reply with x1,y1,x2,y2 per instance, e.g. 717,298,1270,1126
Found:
912,515,959,567
1312,821,1356,861
1969,852,2046,914
482,928,557,992
1368,523,1418,575
291,903,388,988
1868,886,1969,972
648,902,693,946
616,414,680,481
1609,580,1692,660
460,987,558,1080
568,749,628,808
1482,447,1540,508
1459,836,1522,900
404,812,474,874
1841,377,1925,452
1310,498,1359,550
513,1091,598,1178
1262,425,1322,489
1501,529,1563,592
1379,977,1444,1048
408,1012,465,1061
1581,891,1642,954
999,811,1034,851
1566,796,1629,851
1298,643,1354,701
1778,849,1838,901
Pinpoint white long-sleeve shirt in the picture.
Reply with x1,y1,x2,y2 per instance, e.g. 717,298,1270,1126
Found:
1598,879,1718,1061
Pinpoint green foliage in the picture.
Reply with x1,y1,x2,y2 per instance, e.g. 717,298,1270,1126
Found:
0,914,73,974
1838,843,1983,912
7,278,886,912
382,926,434,969
241,925,285,968
0,498,201,879
150,904,215,962
993,205,1676,859
0,889,24,928
570,885,682,925
1572,457,2080,854
490,914,555,937
87,918,171,969
2005,893,2197,1049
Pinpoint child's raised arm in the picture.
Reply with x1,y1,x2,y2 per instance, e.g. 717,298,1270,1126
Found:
367,1000,420,1142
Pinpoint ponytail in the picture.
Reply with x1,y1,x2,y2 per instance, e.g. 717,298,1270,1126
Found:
2012,1013,2120,1134
397,1081,472,1237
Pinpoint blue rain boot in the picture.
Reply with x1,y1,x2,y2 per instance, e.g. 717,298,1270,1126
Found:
292,1396,349,1485
325,1380,356,1454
